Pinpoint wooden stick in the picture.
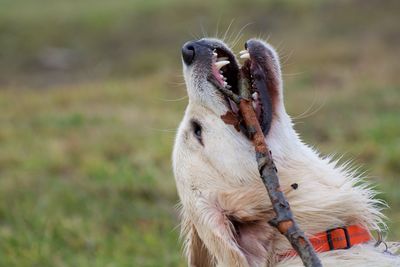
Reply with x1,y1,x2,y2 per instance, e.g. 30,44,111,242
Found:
216,73,323,267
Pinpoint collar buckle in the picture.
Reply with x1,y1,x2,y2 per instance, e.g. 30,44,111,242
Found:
326,227,351,250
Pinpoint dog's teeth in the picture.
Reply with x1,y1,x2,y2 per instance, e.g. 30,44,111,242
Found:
252,92,258,100
215,60,230,70
226,85,232,89
212,50,218,59
223,76,227,81
217,57,229,61
240,52,250,59
239,49,248,54
252,101,257,109
223,81,228,87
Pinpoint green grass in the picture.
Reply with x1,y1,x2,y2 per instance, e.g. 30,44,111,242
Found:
0,0,399,266
0,75,186,266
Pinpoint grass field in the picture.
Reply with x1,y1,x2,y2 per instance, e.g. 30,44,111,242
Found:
0,0,399,266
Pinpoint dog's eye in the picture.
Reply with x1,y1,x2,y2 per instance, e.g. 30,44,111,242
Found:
191,120,203,145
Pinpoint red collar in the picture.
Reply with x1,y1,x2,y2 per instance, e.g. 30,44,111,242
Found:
279,225,371,260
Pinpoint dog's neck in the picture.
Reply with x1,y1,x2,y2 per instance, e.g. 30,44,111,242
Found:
264,105,384,251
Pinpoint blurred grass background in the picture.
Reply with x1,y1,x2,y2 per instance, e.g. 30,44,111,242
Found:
0,0,399,266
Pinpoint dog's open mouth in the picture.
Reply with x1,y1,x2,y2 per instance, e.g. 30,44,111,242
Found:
208,40,275,135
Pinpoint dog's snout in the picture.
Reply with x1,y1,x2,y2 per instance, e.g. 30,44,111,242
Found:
182,41,196,65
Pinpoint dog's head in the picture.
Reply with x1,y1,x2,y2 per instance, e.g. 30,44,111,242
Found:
174,38,291,189
175,39,289,266
181,38,285,136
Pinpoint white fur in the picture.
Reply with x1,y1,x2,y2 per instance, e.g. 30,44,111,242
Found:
172,38,399,266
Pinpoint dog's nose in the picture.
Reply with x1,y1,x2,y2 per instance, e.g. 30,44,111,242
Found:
182,41,196,65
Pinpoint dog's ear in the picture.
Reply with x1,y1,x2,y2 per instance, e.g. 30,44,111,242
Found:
181,214,214,267
186,224,214,267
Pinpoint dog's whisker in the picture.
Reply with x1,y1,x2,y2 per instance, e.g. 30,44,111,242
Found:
147,127,177,133
280,49,294,65
157,95,188,102
292,91,327,120
199,21,207,39
282,71,305,76
188,31,200,40
222,19,235,44
230,22,253,49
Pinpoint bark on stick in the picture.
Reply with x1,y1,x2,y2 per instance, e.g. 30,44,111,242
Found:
217,73,323,267
239,97,322,267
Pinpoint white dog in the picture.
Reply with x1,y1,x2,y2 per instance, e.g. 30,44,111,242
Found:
172,38,399,266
